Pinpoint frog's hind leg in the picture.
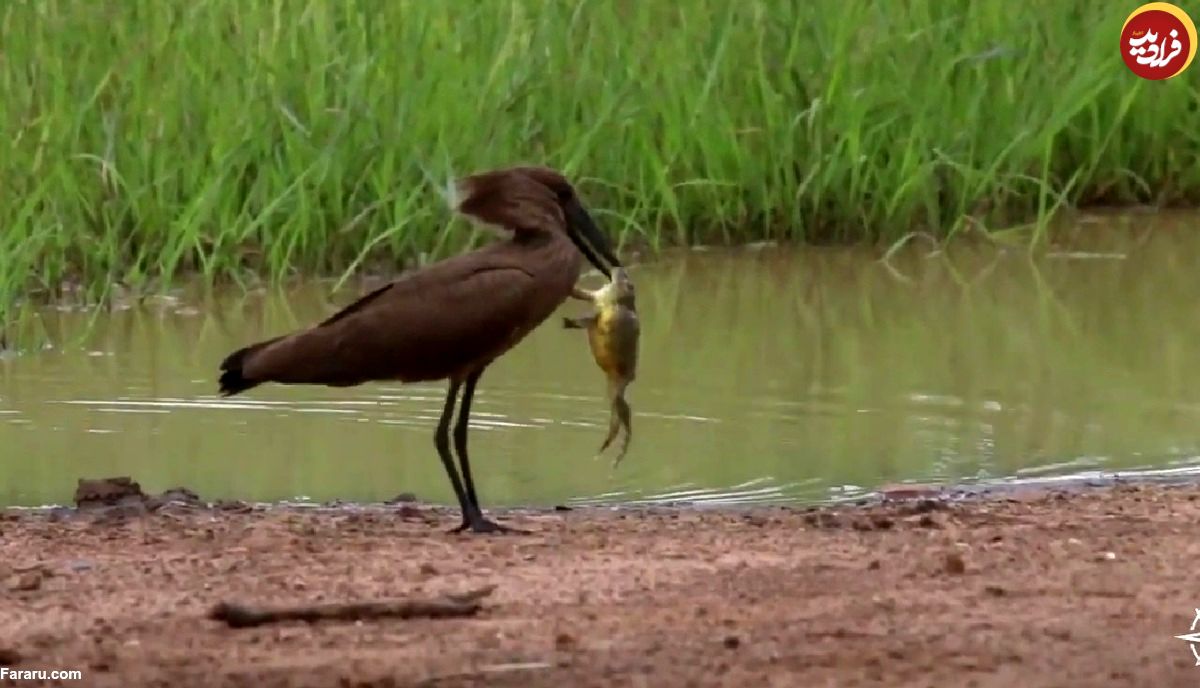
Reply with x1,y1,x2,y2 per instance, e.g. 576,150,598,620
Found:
599,379,628,455
611,391,632,468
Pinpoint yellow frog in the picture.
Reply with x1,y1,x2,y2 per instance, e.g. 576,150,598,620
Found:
563,267,640,467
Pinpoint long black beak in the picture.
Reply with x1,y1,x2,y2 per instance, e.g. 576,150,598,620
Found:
564,201,621,278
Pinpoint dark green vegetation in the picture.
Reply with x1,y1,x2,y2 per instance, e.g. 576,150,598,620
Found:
2,0,1197,316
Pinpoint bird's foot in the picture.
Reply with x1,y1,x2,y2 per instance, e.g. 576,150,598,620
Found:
447,515,529,535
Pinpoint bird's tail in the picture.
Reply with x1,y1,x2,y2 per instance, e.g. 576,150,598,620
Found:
217,335,282,397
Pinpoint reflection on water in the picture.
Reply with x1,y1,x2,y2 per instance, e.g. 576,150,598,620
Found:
2,214,1200,508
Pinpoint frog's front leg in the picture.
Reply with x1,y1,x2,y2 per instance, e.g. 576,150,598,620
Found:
562,314,597,330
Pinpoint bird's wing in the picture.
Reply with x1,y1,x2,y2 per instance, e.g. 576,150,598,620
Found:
243,262,543,385
237,166,576,387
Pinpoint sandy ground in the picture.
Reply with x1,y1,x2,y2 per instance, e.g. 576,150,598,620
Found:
3,479,1200,687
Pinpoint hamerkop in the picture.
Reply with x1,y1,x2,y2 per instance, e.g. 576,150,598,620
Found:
216,166,622,533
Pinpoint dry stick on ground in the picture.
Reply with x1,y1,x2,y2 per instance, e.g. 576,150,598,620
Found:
207,585,497,629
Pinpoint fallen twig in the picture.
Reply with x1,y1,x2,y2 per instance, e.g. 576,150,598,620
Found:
418,661,555,686
207,584,496,629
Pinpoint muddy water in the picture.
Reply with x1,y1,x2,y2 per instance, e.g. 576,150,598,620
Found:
2,217,1200,508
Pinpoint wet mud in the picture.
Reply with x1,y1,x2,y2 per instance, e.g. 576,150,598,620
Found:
2,478,1199,687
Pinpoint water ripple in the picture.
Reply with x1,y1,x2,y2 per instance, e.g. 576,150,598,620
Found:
567,476,826,507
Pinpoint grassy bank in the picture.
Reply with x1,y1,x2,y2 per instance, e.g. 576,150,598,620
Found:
1,0,1197,313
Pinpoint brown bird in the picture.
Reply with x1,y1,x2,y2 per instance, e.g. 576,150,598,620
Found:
216,166,622,533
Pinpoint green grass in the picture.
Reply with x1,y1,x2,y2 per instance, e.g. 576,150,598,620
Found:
1,0,1198,318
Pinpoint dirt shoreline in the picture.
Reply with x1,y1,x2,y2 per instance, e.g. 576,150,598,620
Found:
3,478,1200,687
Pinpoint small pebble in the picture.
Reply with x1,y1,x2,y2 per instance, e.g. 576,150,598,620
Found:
943,552,966,575
395,505,422,519
7,572,42,592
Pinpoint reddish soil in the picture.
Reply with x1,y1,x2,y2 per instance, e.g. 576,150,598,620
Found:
3,481,1200,687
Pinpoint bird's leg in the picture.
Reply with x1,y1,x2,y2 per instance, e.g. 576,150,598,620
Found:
569,285,594,302
433,379,473,526
455,370,484,513
449,368,527,535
